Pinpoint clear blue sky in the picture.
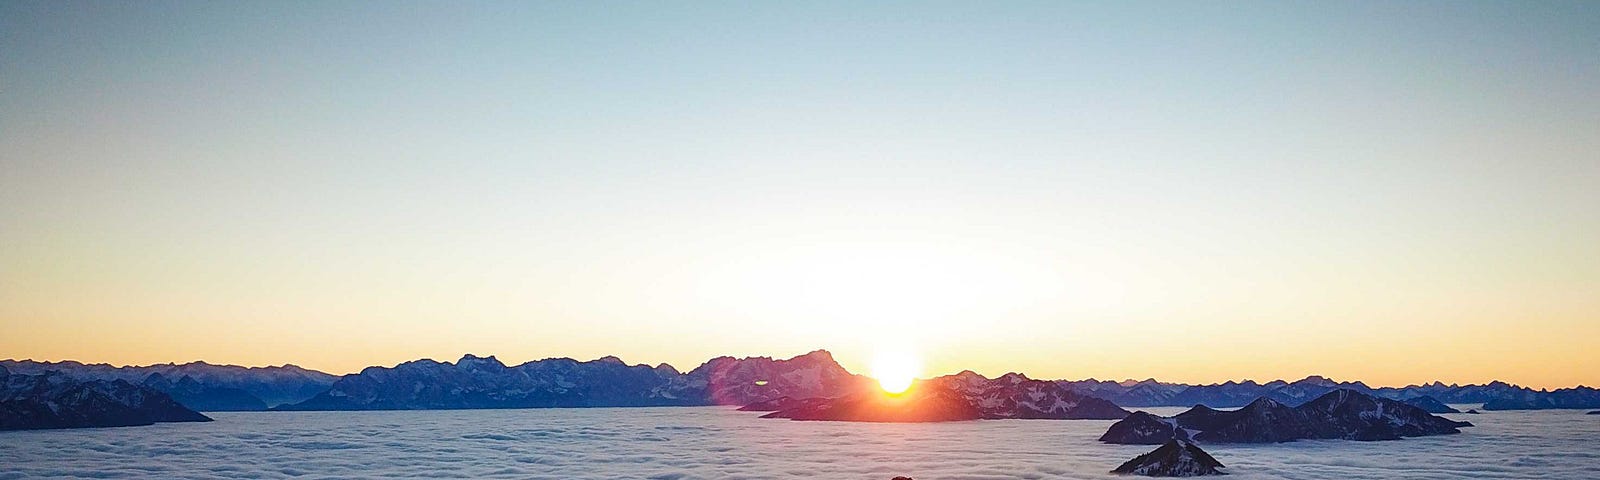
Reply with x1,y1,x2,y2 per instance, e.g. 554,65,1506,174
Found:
2,1,1597,387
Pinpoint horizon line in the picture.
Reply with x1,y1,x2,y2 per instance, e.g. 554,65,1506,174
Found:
6,351,1593,391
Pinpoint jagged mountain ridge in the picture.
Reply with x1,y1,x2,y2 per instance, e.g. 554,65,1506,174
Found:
1,370,212,430
926,371,1129,419
10,356,1595,413
141,373,269,411
0,359,339,409
1401,395,1461,414
1099,389,1473,444
1059,375,1599,411
1480,386,1600,410
275,350,876,411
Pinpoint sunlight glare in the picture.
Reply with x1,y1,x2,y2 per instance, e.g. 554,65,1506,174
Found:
870,348,921,394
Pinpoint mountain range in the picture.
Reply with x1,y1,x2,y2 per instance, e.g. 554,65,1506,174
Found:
7,353,1598,415
0,359,339,410
1099,389,1473,444
274,349,871,410
1,366,212,430
1059,375,1600,411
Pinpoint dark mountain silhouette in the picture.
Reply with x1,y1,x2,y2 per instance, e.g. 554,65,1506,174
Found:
1100,389,1471,444
0,359,338,408
1111,439,1226,476
14,354,1591,415
1065,378,1186,407
275,350,875,411
272,350,1130,420
1,370,211,430
141,373,267,411
1187,397,1307,443
1481,386,1600,411
1373,380,1525,404
1061,375,1593,411
278,354,688,410
1401,395,1460,414
1098,411,1184,445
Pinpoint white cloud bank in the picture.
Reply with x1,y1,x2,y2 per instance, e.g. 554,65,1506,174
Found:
0,406,1596,479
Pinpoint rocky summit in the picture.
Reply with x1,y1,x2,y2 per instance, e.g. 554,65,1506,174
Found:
1100,389,1471,444
1111,439,1226,477
1098,411,1186,444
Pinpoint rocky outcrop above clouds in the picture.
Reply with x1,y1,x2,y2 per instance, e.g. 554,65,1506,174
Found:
1061,376,1595,411
1111,439,1225,476
1099,410,1185,444
1401,395,1460,414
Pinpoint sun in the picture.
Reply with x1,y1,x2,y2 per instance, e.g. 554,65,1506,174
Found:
870,348,921,394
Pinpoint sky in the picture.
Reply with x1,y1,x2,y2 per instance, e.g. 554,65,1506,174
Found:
2,1,1597,389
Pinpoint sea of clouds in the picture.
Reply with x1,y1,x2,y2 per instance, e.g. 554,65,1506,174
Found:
1,405,1596,479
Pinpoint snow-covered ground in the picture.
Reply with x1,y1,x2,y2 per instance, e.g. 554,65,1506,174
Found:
1,405,1595,479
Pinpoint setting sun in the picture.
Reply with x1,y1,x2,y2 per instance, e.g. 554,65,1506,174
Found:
870,348,922,394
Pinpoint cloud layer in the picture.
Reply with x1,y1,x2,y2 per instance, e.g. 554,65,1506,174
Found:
0,406,1595,479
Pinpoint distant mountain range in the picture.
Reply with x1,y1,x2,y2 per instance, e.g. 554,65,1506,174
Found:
0,359,339,410
1099,389,1472,444
274,350,872,411
6,353,1598,416
1058,375,1600,411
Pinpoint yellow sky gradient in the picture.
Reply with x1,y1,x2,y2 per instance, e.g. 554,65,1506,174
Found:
6,223,1597,389
3,2,1598,390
